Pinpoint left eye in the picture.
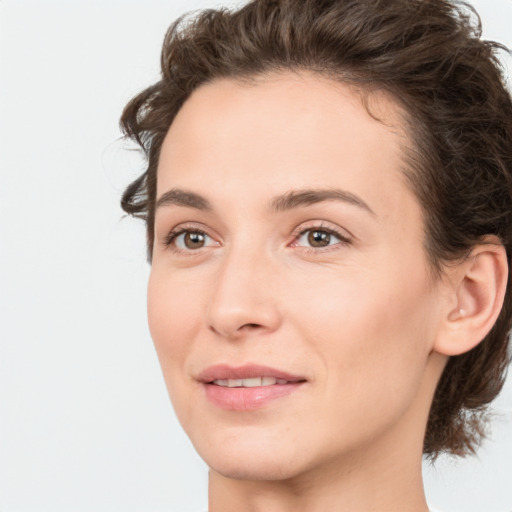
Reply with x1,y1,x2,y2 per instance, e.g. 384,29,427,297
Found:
295,228,345,248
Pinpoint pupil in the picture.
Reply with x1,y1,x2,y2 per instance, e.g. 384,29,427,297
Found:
185,232,205,249
308,230,330,247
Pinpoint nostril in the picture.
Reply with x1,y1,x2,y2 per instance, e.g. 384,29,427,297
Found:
243,323,262,329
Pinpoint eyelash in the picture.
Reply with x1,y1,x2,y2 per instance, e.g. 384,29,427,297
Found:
163,224,217,257
163,222,352,256
292,223,352,254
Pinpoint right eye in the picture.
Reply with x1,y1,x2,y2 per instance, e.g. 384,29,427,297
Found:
164,228,218,253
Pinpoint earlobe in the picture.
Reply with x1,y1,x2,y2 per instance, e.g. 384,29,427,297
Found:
434,239,508,357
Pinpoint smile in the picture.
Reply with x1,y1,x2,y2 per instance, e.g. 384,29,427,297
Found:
198,364,307,411
212,377,290,387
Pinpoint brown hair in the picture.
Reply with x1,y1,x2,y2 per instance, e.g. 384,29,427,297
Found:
119,0,512,459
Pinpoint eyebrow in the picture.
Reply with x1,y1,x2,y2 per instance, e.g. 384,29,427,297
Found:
156,189,213,211
155,187,376,216
268,189,375,216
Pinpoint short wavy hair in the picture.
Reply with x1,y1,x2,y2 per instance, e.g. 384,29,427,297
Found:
119,0,512,459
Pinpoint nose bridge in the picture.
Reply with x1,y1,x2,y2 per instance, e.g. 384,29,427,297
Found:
206,237,281,339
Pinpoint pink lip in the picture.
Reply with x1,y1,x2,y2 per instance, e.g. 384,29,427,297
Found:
197,364,307,411
197,364,306,383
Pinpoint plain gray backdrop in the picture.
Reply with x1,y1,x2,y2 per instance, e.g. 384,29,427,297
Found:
1,1,511,511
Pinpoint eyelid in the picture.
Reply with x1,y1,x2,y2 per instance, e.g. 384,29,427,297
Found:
161,220,353,256
289,221,353,251
162,222,220,254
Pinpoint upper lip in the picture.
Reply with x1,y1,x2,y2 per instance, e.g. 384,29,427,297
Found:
197,364,307,383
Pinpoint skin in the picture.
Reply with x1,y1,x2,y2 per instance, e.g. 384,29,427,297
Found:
147,71,503,512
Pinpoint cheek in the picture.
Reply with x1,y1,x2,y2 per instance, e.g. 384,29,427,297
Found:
291,261,436,412
147,267,208,427
147,269,201,369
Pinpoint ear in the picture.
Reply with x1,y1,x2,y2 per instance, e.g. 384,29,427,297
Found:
434,238,508,357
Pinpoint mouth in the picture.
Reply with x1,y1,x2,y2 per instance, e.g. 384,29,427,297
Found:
198,364,307,411
210,376,298,387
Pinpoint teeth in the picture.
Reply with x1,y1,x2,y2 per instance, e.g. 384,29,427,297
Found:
240,377,261,387
212,376,282,387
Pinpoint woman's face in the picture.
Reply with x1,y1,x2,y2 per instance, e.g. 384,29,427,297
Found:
148,71,448,481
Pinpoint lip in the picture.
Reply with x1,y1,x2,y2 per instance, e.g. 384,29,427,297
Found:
197,364,306,383
197,364,307,411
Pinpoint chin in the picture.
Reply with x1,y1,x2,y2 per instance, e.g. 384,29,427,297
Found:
208,456,305,482
193,434,311,481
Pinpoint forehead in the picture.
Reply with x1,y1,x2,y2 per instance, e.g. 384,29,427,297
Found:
156,70,419,225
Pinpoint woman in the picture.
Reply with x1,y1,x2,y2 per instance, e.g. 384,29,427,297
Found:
119,0,512,510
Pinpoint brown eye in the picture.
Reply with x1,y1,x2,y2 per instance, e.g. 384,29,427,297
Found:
307,230,332,247
182,231,206,249
166,229,216,251
294,226,350,251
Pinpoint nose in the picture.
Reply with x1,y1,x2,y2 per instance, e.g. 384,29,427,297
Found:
205,246,282,340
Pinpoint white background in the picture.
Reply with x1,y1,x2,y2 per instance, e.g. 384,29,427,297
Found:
1,1,511,511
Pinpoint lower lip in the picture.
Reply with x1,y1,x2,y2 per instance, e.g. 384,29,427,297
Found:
203,382,305,411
